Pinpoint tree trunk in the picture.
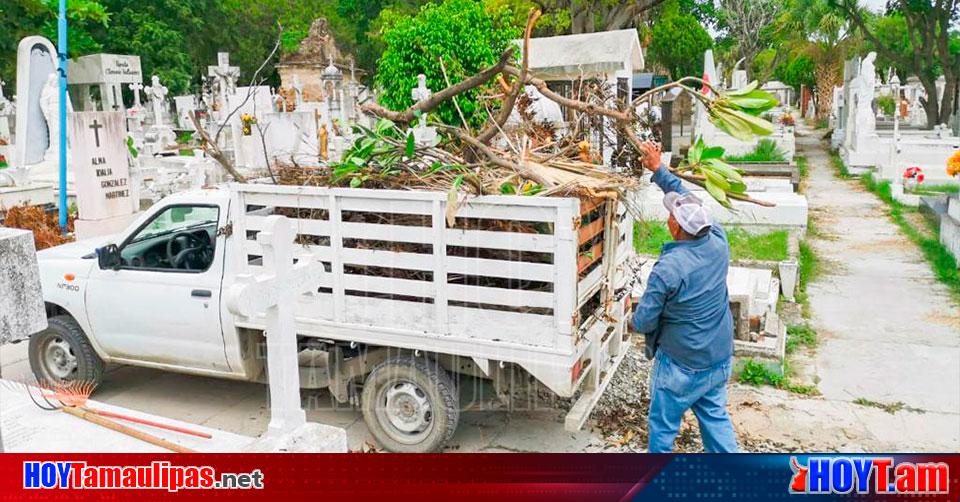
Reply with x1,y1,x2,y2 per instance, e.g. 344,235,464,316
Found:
814,58,842,121
921,77,941,129
940,76,956,127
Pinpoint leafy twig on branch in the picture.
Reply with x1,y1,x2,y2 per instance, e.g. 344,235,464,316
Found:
360,47,516,124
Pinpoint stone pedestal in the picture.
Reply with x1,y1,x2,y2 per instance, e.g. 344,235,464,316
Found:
0,183,54,209
0,228,47,342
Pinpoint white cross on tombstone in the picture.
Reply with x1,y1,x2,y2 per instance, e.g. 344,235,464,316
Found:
144,75,168,127
129,82,143,110
208,52,240,110
225,215,327,435
410,74,437,146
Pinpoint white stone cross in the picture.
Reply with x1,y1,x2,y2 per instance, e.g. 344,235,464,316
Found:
411,74,431,129
144,75,168,127
410,74,437,146
129,82,143,110
225,215,327,435
208,52,240,108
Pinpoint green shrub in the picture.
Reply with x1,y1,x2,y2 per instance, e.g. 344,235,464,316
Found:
375,0,521,128
877,95,895,116
786,325,818,354
725,139,787,163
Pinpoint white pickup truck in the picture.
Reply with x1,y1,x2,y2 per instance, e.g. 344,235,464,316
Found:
31,183,637,452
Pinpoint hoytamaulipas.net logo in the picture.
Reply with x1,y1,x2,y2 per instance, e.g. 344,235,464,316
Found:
24,461,264,491
789,456,949,495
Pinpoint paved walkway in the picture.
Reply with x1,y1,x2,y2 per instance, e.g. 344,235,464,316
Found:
732,129,960,452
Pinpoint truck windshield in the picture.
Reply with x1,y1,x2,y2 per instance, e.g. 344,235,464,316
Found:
130,206,220,243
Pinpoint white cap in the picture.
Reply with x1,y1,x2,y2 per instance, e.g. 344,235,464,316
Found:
663,192,712,236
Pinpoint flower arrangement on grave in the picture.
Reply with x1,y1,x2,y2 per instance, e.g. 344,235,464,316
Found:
903,166,925,191
0,154,7,169
780,113,795,127
947,150,960,178
241,114,257,136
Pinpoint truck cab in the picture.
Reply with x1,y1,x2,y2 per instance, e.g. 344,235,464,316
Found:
34,188,244,382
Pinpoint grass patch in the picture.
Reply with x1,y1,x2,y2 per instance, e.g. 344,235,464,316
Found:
829,151,853,178
860,173,960,302
634,221,788,261
796,156,809,193
724,139,787,163
794,240,820,317
785,324,818,354
738,359,819,395
852,397,924,414
727,227,789,261
914,183,960,195
634,220,672,255
815,118,829,130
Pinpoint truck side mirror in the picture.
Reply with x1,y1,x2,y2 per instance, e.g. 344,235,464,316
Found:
97,244,122,270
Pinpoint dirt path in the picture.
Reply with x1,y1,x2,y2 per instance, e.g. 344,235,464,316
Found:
731,129,960,452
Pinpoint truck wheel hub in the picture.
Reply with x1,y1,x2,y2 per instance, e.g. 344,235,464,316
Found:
383,381,431,434
43,337,78,379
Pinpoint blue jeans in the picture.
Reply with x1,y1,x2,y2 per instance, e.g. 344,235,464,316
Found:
648,351,738,453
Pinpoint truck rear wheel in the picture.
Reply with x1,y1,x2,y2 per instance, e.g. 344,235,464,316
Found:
361,355,459,453
29,315,104,387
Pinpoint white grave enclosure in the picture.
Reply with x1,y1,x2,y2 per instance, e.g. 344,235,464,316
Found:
67,111,138,239
225,215,347,452
0,228,47,343
68,53,143,114
1,36,57,207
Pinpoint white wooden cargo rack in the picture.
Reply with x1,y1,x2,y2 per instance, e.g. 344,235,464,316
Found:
228,183,636,428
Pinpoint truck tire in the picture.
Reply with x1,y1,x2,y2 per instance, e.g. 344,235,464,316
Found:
361,355,459,453
29,315,104,387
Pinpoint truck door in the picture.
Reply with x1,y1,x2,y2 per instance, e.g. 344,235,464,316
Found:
85,202,231,372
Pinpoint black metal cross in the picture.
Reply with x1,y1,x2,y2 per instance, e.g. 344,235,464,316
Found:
89,119,103,147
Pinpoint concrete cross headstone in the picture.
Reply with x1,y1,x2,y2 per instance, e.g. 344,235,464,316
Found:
410,74,437,146
292,75,304,109
225,215,327,435
144,75,168,127
208,52,240,111
129,81,143,110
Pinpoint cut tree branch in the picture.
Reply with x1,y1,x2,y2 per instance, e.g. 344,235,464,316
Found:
361,46,516,124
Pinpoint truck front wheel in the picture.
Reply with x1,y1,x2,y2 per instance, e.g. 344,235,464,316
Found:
361,355,459,453
29,316,104,387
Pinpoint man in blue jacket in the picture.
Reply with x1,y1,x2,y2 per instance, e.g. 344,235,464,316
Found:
632,141,738,453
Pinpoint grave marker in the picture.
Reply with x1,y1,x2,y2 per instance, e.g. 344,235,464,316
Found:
225,215,327,435
68,111,134,227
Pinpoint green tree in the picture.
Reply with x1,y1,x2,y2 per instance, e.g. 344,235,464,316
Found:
375,0,521,128
774,54,815,89
833,0,960,127
647,7,713,79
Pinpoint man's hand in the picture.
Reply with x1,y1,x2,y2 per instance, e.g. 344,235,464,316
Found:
640,141,662,171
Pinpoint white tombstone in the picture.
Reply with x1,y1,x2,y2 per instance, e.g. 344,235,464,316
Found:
936,75,946,113
292,75,304,110
208,52,240,111
14,36,59,168
0,228,47,343
225,216,325,436
67,111,137,238
173,95,197,130
730,70,748,91
410,74,438,146
0,78,11,148
144,75,169,127
68,53,143,113
39,72,73,164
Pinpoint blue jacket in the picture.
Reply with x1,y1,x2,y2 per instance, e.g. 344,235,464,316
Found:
632,165,734,369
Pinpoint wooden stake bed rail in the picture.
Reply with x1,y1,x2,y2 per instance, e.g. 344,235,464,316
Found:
228,184,635,401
